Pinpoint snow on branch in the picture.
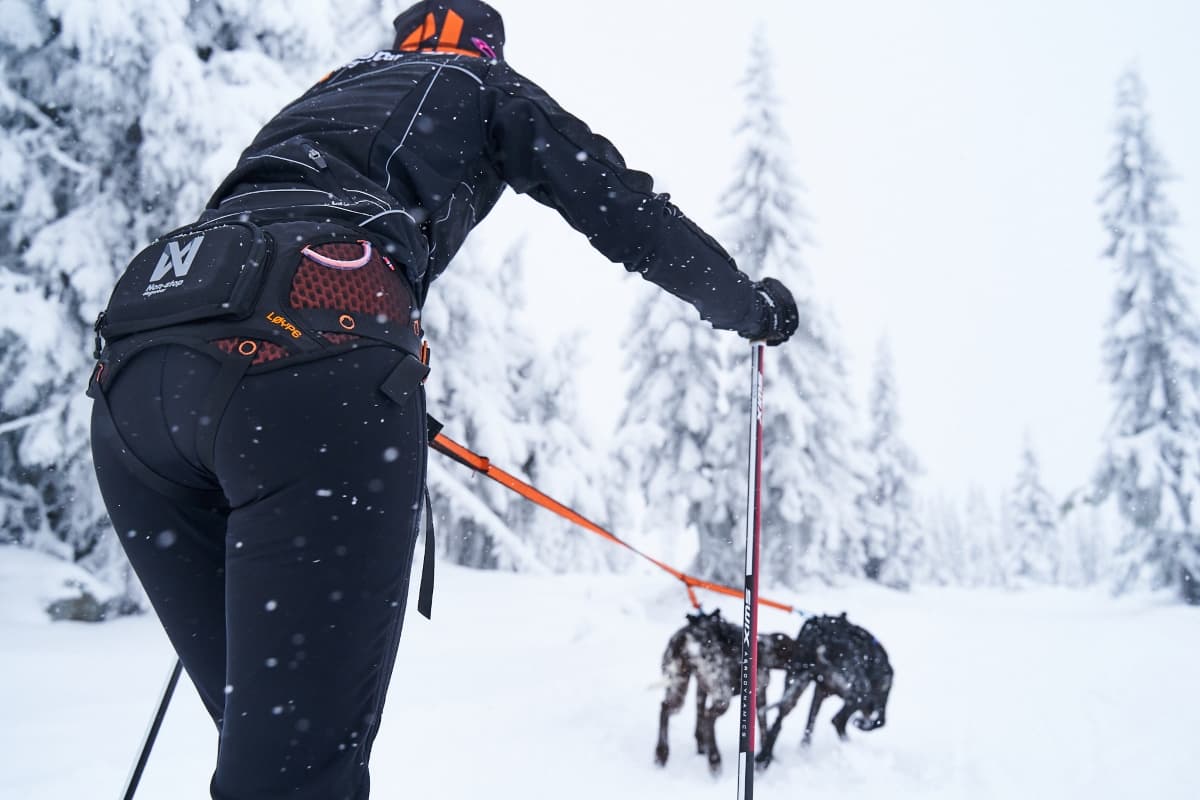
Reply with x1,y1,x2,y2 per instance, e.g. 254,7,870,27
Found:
0,404,65,437
0,83,96,178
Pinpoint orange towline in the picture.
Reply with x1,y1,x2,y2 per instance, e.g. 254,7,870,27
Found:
429,432,800,614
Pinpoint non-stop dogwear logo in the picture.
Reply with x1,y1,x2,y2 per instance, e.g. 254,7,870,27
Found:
143,235,205,297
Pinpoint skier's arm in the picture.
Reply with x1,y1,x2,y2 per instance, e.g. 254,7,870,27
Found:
480,65,769,336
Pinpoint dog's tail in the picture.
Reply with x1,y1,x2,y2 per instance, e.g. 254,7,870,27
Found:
661,629,690,675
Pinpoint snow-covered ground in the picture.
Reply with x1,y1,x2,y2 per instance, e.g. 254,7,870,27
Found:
2,545,1196,799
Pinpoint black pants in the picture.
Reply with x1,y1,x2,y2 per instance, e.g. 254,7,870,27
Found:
90,344,426,800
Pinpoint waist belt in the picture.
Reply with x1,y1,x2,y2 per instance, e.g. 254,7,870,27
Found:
91,218,424,391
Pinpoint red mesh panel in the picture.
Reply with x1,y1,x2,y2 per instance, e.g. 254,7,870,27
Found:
289,241,412,322
211,338,289,365
322,332,361,345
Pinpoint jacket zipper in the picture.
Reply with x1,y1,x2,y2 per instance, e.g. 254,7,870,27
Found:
306,146,328,170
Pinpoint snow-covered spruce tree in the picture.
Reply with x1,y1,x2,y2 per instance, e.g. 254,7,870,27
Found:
616,284,743,584
965,488,1008,588
1090,70,1200,605
502,253,619,573
422,244,547,572
0,3,125,568
920,494,967,586
518,339,628,572
691,348,753,586
1005,439,1060,585
921,489,1010,588
1058,503,1115,588
424,242,613,574
859,339,924,588
0,0,387,583
718,29,865,588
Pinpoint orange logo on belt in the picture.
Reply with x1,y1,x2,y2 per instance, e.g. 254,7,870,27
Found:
266,312,303,339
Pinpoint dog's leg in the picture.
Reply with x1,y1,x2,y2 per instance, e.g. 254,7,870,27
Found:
756,666,770,745
757,671,807,766
655,664,689,766
703,691,732,776
695,684,709,755
831,702,854,741
803,683,828,747
754,668,770,769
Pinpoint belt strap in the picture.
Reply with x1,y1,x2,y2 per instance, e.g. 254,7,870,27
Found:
417,487,435,620
301,308,422,357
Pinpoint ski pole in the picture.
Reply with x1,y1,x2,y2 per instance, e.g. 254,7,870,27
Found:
121,658,182,800
736,341,766,800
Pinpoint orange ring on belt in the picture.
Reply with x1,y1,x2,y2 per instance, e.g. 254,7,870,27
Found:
237,340,258,357
338,314,356,331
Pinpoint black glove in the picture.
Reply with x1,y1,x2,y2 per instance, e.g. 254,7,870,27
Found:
743,277,799,346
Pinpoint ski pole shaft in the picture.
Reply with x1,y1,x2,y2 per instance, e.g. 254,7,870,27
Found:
121,658,182,800
736,341,766,800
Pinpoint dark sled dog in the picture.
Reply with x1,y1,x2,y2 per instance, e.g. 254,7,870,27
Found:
654,608,795,775
756,612,893,765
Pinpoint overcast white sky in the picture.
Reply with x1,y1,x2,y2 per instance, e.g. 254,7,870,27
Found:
462,0,1200,499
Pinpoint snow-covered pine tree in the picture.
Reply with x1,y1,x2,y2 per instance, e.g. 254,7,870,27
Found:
0,0,387,586
719,29,865,588
859,338,924,588
1090,70,1200,605
1005,438,1060,585
615,284,742,584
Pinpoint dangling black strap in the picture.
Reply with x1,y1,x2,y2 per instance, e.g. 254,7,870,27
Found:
196,355,253,474
425,414,444,439
417,487,435,620
379,356,437,619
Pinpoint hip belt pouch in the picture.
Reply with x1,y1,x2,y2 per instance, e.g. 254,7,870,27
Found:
99,222,270,340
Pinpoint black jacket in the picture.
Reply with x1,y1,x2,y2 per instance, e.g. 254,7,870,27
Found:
204,0,765,334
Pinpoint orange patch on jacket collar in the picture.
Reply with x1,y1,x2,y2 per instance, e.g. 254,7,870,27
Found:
398,9,482,58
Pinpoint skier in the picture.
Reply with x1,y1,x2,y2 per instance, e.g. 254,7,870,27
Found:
88,1,799,798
